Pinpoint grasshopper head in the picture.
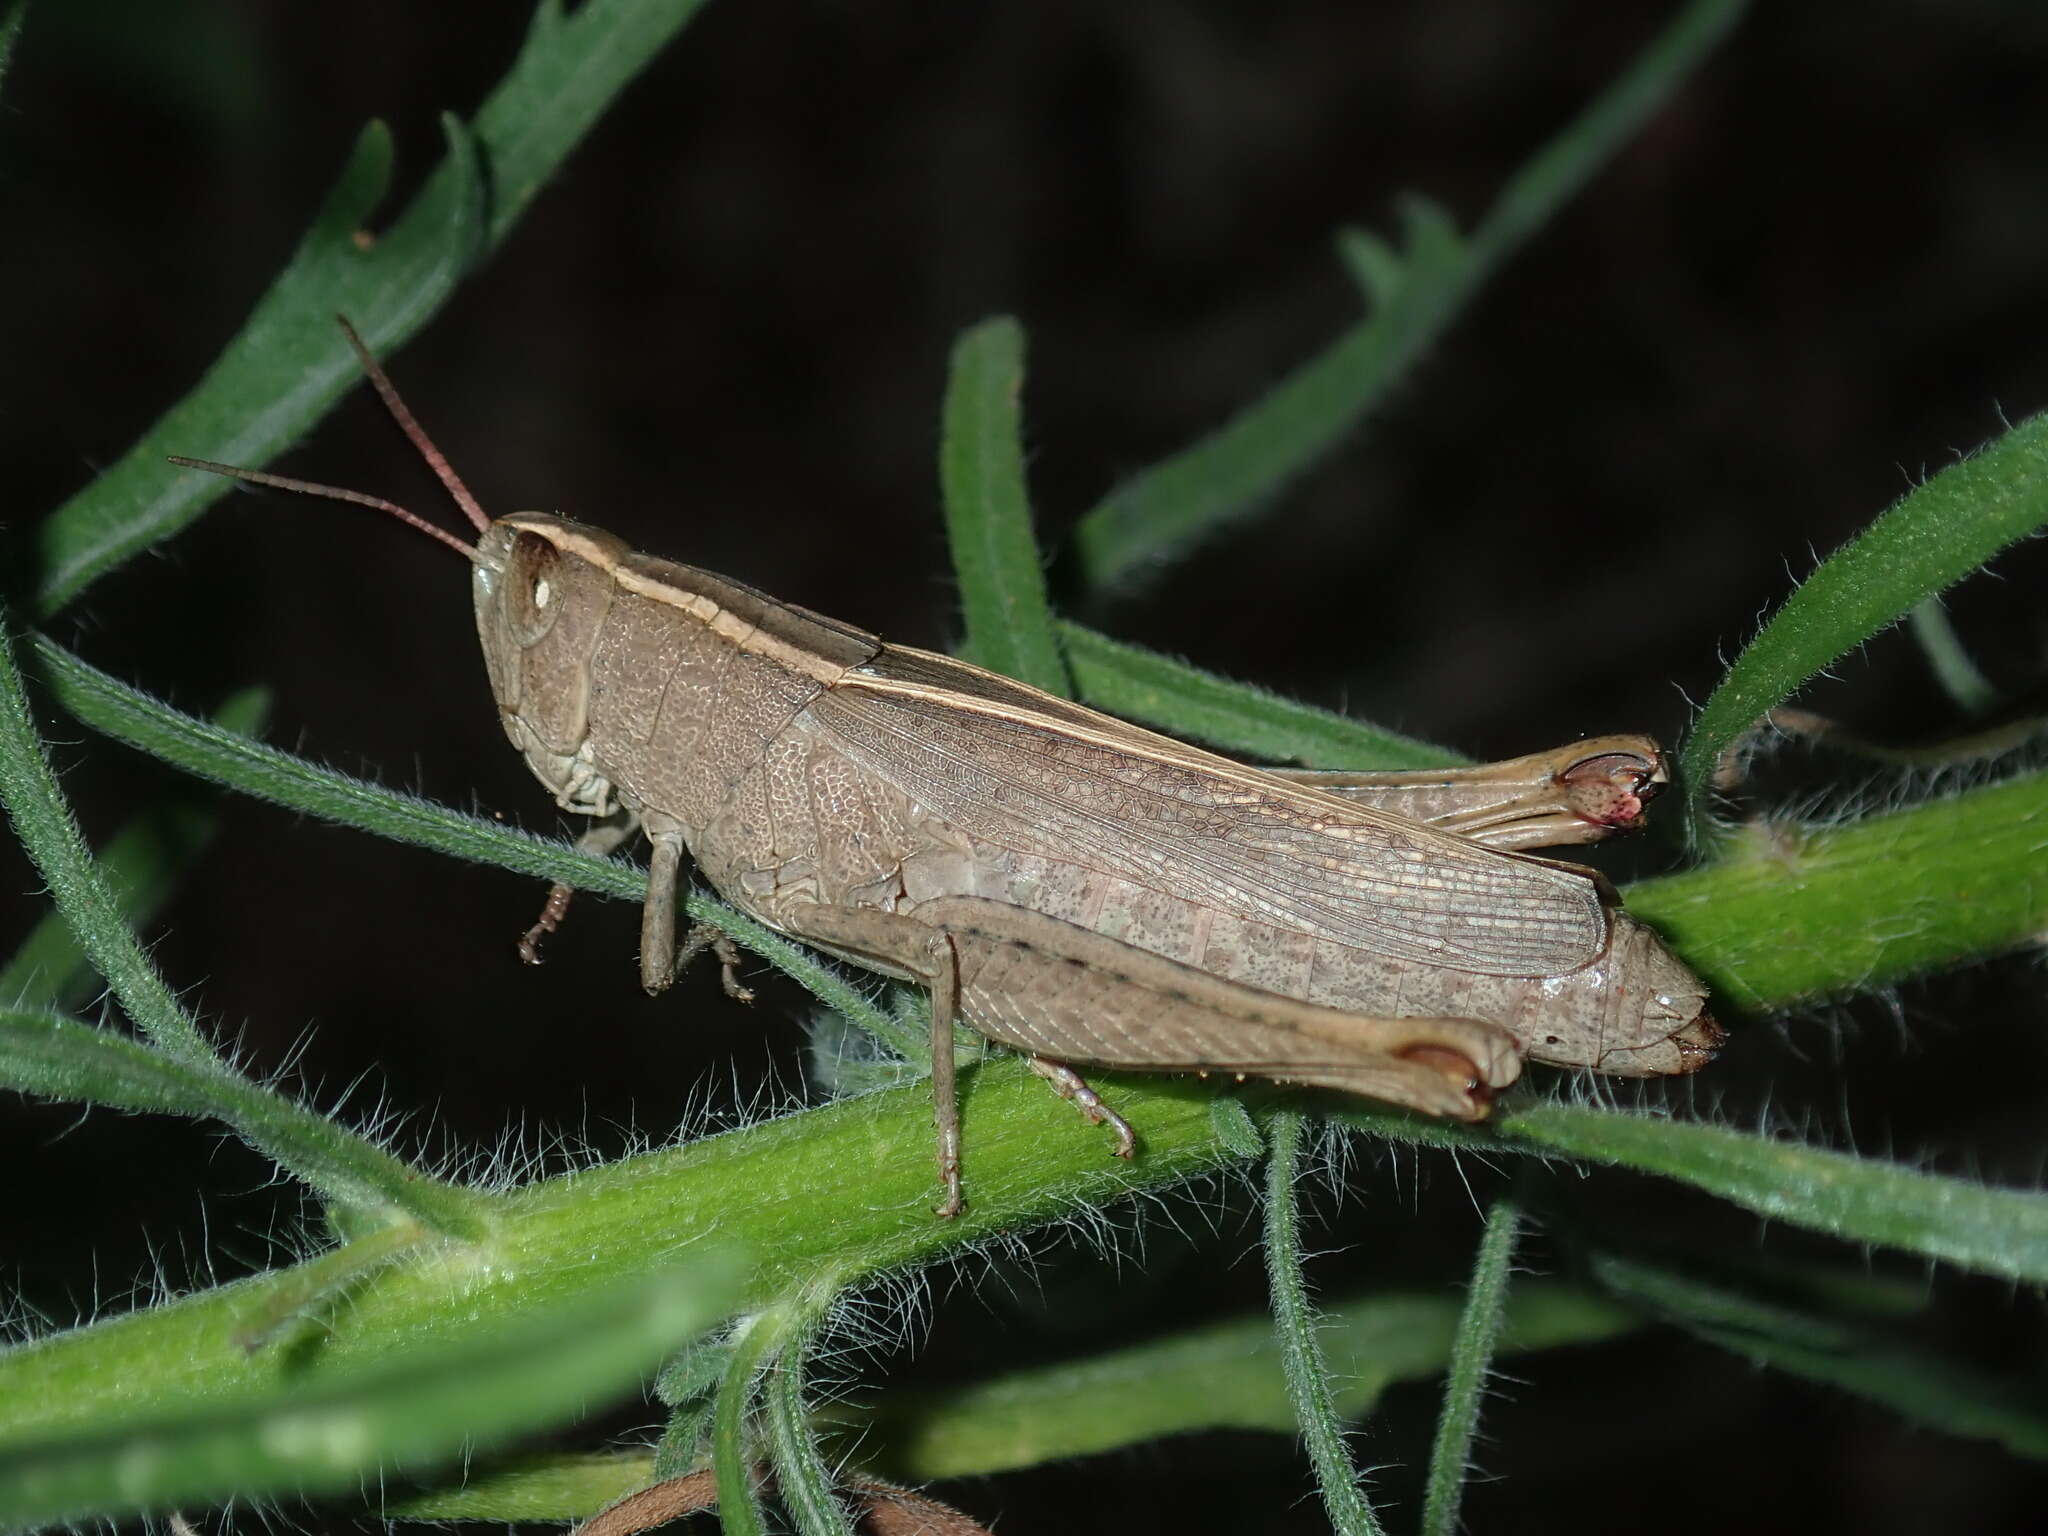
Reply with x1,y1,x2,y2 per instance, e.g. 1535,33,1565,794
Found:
473,513,633,813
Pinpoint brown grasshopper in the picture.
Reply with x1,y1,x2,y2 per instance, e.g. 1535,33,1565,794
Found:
175,321,1720,1215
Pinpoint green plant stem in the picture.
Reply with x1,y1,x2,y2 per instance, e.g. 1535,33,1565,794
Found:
22,619,2048,1265
1421,1196,1522,1536
1620,767,2048,1012
8,1054,2046,1452
1263,1110,1384,1536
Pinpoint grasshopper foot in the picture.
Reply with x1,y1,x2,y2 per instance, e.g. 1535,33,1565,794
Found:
676,923,755,1004
1027,1056,1138,1159
517,881,576,966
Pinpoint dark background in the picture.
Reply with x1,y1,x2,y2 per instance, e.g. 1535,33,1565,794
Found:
4,1,2048,1531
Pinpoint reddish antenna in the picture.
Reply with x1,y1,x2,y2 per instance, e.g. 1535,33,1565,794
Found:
166,315,490,560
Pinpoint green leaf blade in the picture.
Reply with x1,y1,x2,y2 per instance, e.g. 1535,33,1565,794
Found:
1504,1102,2048,1286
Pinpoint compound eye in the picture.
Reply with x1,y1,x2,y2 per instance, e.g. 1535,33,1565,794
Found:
505,530,563,644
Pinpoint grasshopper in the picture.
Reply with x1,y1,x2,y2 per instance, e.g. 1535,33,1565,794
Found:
175,321,1720,1215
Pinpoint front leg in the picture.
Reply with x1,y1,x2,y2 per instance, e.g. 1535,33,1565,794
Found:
639,830,687,995
519,809,642,964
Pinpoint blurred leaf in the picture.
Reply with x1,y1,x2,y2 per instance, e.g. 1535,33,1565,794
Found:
1909,598,1999,716
0,1261,743,1530
0,2,26,102
1070,0,1748,590
848,1279,1632,1482
1588,1250,2048,1460
393,1453,655,1521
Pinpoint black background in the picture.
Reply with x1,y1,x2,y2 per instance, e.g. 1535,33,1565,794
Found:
4,2,2048,1531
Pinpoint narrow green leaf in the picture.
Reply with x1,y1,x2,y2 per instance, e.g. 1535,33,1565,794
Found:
0,609,213,1069
713,1310,786,1536
1059,619,1463,767
1500,1101,2048,1287
1071,0,1748,590
1471,0,1745,265
1681,411,2048,838
941,317,1069,696
1263,1111,1385,1536
1588,1250,2048,1460
1208,1095,1265,1158
0,687,265,1015
1068,219,1466,591
766,1286,857,1536
35,0,721,615
848,1279,1632,1483
1421,1196,1522,1536
0,1261,741,1530
226,1219,431,1354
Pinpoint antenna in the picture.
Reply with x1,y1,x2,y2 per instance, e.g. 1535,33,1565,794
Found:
166,315,489,560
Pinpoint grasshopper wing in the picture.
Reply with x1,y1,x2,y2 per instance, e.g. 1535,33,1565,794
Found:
816,648,1609,977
